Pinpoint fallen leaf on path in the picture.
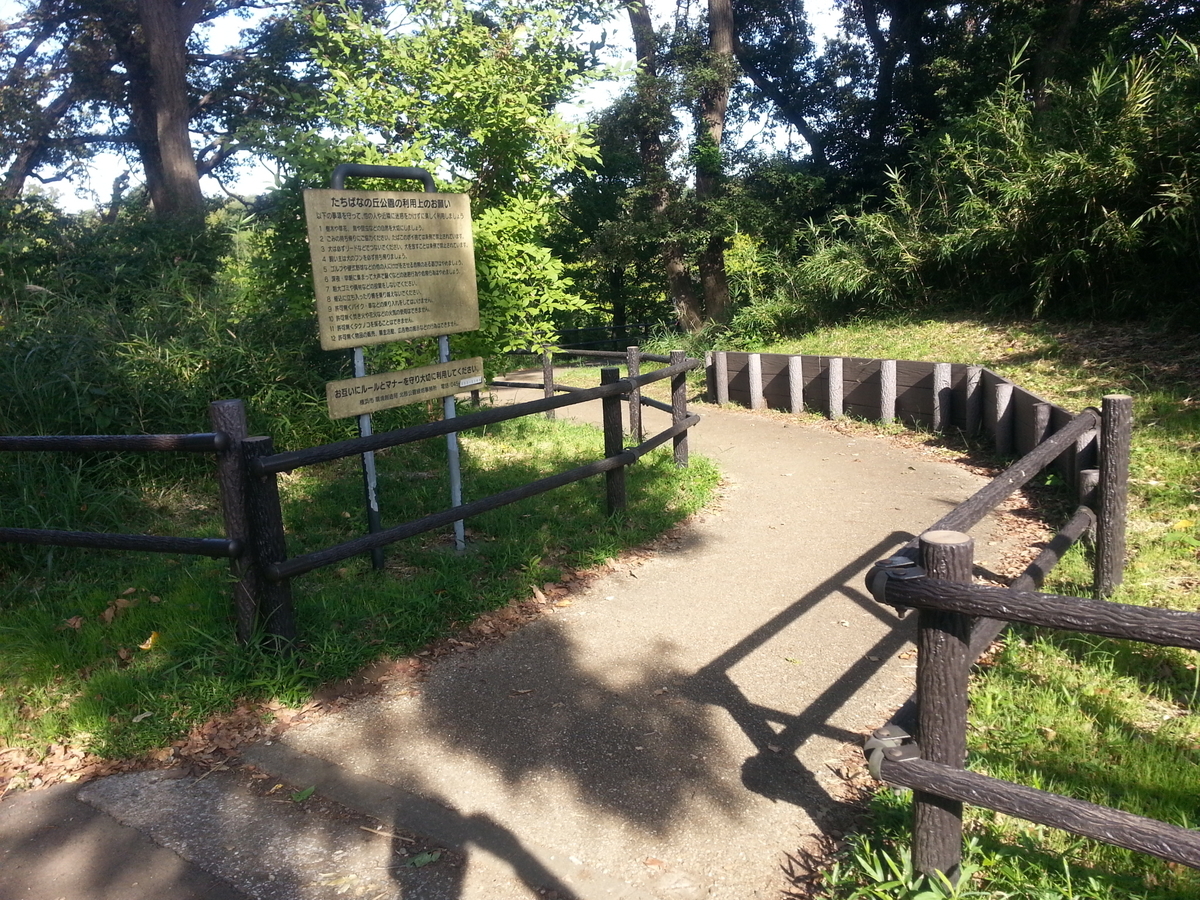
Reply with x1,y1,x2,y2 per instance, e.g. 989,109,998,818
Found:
405,851,441,868
291,785,316,802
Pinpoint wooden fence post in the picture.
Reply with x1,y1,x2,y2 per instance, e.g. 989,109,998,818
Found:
788,356,804,414
1096,394,1133,598
601,368,627,514
748,353,765,410
671,350,689,468
964,366,983,436
542,349,556,420
704,351,715,403
627,345,643,442
880,359,897,424
992,381,1014,457
209,400,258,644
914,529,974,885
828,357,844,418
933,363,952,433
243,436,297,646
715,351,729,406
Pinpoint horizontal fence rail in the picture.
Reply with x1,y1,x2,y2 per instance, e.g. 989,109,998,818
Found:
875,755,1200,870
0,432,228,453
270,413,699,581
877,574,1200,652
241,355,701,644
255,358,699,476
0,528,238,558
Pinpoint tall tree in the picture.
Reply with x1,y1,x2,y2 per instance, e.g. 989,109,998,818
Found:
0,0,334,218
624,0,704,331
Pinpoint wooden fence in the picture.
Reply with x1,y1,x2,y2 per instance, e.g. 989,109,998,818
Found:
706,350,1098,491
0,356,700,649
854,394,1200,881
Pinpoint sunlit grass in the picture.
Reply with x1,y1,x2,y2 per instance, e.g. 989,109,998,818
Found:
0,413,718,763
764,315,1200,899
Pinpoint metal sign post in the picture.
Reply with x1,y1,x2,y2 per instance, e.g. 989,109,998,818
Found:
312,164,475,564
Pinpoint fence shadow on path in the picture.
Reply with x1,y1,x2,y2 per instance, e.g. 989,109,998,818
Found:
685,532,914,817
362,531,925,893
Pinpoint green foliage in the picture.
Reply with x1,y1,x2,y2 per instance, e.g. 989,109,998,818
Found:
464,197,592,353
791,39,1200,324
0,200,352,450
246,0,604,360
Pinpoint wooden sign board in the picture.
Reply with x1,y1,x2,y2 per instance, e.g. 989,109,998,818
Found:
326,357,485,419
304,189,480,350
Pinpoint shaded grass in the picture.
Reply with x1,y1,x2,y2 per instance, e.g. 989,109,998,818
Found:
0,413,718,763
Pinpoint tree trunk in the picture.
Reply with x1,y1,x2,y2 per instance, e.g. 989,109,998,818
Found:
695,0,735,324
625,0,705,333
136,0,205,219
1032,0,1086,111
1,85,78,199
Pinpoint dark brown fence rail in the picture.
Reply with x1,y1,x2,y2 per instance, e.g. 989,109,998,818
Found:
849,394,1197,882
239,355,701,645
0,432,237,561
865,527,1200,877
1,356,700,650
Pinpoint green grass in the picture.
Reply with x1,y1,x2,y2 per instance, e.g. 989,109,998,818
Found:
0,413,718,765
757,316,1200,899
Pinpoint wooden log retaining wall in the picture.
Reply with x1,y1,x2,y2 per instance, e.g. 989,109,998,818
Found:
707,351,1094,490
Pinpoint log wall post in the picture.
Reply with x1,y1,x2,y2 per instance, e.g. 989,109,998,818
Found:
671,350,689,468
880,359,897,424
704,351,715,403
964,366,983,436
715,351,729,405
242,436,296,646
627,345,643,442
914,529,975,884
1096,394,1133,598
748,353,765,410
788,356,804,414
827,357,844,418
209,400,258,644
601,367,627,513
1032,402,1052,449
1079,467,1100,546
992,382,1014,457
933,363,952,432
542,349,556,420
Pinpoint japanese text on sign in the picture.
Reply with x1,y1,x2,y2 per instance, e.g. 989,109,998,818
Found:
304,189,480,350
325,358,485,419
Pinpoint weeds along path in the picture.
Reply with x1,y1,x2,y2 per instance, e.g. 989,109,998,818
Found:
80,372,1017,900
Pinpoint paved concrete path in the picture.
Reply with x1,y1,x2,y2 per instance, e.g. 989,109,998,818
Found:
3,382,1008,900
